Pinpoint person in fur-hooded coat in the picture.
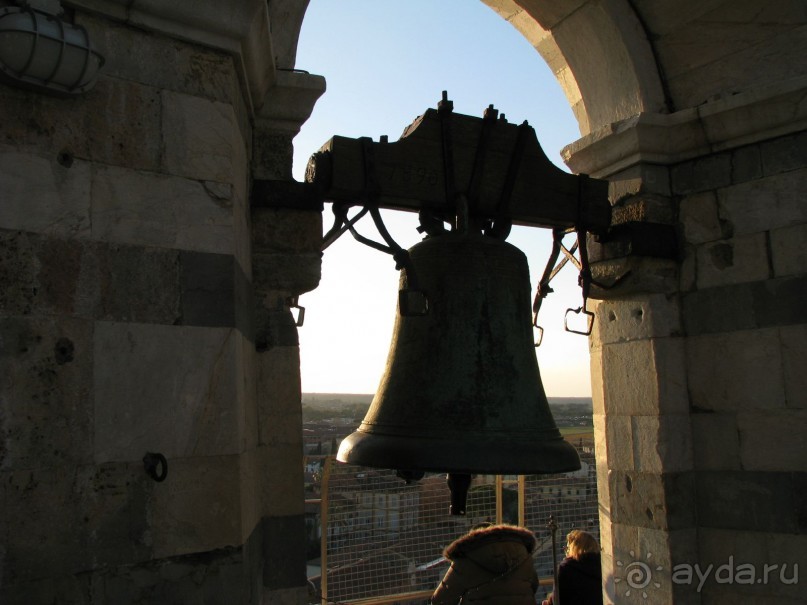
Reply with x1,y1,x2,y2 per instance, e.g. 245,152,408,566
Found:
431,524,539,605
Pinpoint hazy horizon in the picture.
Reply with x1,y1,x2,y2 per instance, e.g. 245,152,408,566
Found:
303,392,592,404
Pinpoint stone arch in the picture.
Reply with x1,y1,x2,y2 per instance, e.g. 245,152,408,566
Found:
480,0,668,135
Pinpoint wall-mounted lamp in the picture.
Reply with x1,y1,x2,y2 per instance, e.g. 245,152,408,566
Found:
0,5,104,96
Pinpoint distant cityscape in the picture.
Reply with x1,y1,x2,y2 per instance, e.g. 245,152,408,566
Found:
302,393,593,457
302,393,597,602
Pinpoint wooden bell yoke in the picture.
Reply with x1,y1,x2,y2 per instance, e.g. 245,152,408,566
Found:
304,91,611,238
298,92,613,338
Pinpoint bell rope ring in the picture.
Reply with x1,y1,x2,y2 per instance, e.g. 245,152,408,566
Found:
143,452,168,482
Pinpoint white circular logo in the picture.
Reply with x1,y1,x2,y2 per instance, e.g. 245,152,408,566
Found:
615,551,663,598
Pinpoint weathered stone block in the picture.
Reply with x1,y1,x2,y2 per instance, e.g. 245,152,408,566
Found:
671,153,732,195
0,231,183,322
81,12,239,106
678,243,697,292
161,90,245,184
608,522,642,585
597,506,617,557
252,251,322,296
149,455,242,559
717,168,807,236
678,191,723,244
86,548,249,605
92,243,182,323
612,527,700,604
731,144,762,184
1,467,82,581
600,338,688,416
761,130,807,176
695,471,799,533
610,470,695,530
591,294,682,345
86,79,162,171
695,233,770,289
0,146,91,238
0,229,41,315
690,412,741,470
1,461,151,582
235,209,253,281
696,528,779,602
179,251,236,328
262,586,311,605
255,444,305,518
770,222,807,278
252,132,294,180
238,450,261,543
73,461,152,567
738,410,807,471
256,346,302,447
91,165,234,254
589,345,605,415
0,574,91,605
607,164,672,201
682,275,807,336
767,532,807,594
594,422,613,517
602,413,633,472
781,324,807,409
590,256,678,298
0,316,93,471
236,332,258,450
261,515,308,591
686,329,786,412
255,305,299,350
252,207,323,254
0,83,91,158
632,414,693,473
94,323,241,461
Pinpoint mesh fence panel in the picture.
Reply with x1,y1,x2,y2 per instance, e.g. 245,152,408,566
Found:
307,434,597,605
523,434,598,602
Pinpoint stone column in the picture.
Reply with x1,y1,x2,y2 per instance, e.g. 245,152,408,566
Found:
567,85,807,603
250,117,324,605
585,165,697,605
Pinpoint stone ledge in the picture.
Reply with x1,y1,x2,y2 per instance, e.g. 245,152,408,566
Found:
564,75,807,178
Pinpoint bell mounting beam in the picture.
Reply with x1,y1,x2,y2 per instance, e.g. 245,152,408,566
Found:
301,92,611,235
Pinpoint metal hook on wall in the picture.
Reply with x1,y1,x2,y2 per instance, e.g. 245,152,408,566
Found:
143,452,168,482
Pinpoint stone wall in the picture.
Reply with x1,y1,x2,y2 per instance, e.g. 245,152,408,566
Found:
3,1,807,604
0,5,318,602
582,124,807,604
676,131,807,604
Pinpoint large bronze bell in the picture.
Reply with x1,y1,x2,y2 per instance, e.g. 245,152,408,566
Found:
337,230,581,490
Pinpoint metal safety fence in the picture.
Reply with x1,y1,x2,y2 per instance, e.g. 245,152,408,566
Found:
305,433,597,605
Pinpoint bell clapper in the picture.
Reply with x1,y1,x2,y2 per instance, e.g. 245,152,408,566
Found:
447,473,472,516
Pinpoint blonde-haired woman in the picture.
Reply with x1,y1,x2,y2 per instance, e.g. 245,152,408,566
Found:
541,530,603,605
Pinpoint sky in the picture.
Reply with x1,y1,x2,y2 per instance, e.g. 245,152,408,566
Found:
291,0,592,397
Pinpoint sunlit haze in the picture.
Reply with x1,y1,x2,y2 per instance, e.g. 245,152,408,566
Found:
292,1,592,397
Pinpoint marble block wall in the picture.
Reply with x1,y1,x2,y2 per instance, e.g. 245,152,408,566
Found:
587,128,807,605
0,8,317,602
